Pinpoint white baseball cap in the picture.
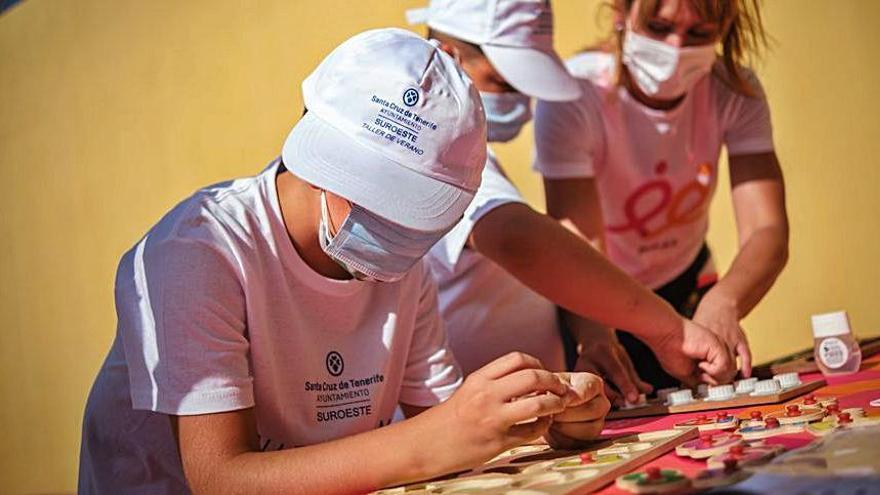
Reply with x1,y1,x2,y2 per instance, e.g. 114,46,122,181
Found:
282,28,487,232
407,0,581,101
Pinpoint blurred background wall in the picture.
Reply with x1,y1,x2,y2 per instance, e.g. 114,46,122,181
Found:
1,0,878,492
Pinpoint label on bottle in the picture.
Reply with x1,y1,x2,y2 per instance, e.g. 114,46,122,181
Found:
818,337,849,369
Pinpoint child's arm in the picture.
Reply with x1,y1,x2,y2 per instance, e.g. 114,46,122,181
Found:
469,198,735,385
175,353,577,494
693,151,788,377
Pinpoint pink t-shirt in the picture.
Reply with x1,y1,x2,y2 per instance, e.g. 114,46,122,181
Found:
534,52,774,289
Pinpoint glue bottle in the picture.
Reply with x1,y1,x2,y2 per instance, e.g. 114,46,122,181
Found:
811,310,861,376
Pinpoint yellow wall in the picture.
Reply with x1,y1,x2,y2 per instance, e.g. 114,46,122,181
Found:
1,0,878,492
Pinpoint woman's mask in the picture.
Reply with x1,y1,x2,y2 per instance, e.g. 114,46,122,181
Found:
622,27,716,100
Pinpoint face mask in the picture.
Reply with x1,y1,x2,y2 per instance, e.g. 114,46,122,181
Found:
621,27,716,100
317,191,447,283
480,91,533,143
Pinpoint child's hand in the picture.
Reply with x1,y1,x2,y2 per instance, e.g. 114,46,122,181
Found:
543,372,610,449
647,318,736,387
422,352,574,474
574,324,653,405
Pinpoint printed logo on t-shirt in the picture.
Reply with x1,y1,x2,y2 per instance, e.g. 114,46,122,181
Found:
607,160,713,253
305,352,387,424
325,351,344,377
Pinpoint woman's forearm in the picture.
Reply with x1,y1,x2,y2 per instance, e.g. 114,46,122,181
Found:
708,224,789,318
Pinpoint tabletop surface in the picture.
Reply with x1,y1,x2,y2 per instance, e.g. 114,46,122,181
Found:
594,352,880,494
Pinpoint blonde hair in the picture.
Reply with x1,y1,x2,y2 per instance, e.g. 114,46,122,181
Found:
611,0,769,96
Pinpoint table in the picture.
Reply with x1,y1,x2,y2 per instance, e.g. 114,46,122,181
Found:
595,353,880,494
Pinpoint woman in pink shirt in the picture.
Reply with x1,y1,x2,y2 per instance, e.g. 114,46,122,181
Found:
534,0,788,390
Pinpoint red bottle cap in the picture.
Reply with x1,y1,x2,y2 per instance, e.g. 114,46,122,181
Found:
700,432,715,446
765,418,781,428
750,410,763,419
826,403,840,413
804,395,817,405
717,411,729,419
786,405,801,417
579,452,594,464
838,412,853,424
646,466,662,480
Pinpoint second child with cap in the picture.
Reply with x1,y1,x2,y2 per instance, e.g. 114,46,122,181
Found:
408,0,735,428
78,29,607,494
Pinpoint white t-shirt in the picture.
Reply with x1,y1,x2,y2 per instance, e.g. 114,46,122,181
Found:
534,53,774,289
426,150,565,375
78,159,462,494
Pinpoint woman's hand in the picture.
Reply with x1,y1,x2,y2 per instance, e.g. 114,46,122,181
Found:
693,288,752,377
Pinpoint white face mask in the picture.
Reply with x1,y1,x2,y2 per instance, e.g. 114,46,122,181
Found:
480,91,533,143
621,27,716,100
317,191,447,283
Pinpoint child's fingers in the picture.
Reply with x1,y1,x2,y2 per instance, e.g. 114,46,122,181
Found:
548,418,605,443
605,382,623,406
699,346,733,382
696,363,721,386
506,416,553,448
556,372,604,404
504,391,568,424
543,426,581,450
618,347,653,394
599,353,640,404
495,369,570,401
551,394,611,423
472,352,545,381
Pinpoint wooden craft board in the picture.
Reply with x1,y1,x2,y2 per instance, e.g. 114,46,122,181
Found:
374,428,698,494
607,379,826,420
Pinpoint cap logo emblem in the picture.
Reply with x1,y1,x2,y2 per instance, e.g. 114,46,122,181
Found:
402,88,420,107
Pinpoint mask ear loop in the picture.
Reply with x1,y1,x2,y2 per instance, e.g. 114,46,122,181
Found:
317,190,333,250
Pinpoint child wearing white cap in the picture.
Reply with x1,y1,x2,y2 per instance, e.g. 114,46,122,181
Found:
78,28,607,494
409,0,735,415
534,0,786,390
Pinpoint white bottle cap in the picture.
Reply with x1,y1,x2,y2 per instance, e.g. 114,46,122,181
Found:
811,311,852,338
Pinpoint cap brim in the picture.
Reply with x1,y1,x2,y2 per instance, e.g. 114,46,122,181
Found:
282,112,474,232
482,45,582,102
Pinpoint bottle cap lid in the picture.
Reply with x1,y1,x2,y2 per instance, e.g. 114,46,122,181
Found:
811,311,851,338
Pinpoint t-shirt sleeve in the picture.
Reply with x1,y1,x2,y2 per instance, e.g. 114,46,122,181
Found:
428,154,526,272
533,85,602,179
719,70,775,156
117,234,253,416
397,264,463,407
